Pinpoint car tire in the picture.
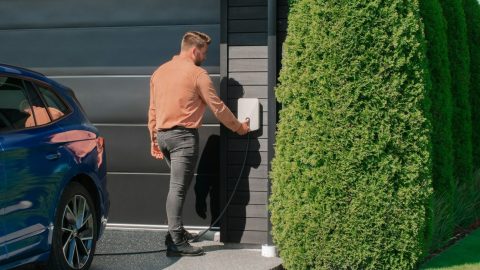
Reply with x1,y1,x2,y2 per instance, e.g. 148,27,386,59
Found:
47,182,98,270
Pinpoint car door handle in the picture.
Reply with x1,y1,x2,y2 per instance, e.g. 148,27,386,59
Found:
46,153,61,160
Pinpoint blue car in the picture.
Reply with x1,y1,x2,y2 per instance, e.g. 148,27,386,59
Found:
0,64,109,270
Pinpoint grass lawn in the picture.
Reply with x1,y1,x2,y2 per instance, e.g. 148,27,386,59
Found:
420,228,480,270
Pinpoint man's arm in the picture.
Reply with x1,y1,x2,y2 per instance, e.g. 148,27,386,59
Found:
148,77,157,141
148,77,164,159
196,71,249,134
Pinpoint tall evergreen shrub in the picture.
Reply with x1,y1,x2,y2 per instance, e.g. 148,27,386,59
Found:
438,0,473,193
270,0,432,269
464,0,480,172
464,0,480,221
419,0,455,249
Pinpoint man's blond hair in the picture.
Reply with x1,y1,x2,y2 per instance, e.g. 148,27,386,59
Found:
181,31,211,51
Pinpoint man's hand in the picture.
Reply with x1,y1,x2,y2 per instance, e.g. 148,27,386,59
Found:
236,119,250,135
151,141,164,159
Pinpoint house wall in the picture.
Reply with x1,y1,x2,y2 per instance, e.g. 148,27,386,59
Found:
0,0,222,227
0,0,289,244
221,0,270,244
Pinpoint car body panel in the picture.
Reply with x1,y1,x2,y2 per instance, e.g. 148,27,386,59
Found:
0,251,49,270
1,124,72,263
0,141,9,263
0,64,109,268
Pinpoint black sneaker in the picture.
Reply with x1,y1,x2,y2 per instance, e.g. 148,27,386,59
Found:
166,239,204,257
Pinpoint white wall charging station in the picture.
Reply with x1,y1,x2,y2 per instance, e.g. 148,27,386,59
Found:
237,98,260,132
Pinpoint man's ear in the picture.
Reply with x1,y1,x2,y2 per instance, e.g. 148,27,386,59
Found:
192,46,199,57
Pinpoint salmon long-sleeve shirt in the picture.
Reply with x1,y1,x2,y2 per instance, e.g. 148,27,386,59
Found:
148,55,242,141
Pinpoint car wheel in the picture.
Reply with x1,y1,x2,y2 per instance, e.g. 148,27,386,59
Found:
47,182,98,270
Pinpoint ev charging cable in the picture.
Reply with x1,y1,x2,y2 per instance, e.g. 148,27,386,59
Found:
96,131,252,256
190,131,251,243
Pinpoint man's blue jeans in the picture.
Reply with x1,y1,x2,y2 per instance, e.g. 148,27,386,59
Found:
157,128,199,236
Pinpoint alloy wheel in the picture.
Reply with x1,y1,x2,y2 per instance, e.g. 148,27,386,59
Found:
61,194,94,269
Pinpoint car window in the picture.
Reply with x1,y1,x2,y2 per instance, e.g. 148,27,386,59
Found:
0,77,34,131
24,82,53,127
36,85,68,121
0,76,52,131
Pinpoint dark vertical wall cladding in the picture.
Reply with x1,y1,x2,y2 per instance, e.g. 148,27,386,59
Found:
222,0,270,244
0,0,222,227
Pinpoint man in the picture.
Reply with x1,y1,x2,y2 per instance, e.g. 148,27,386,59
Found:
148,31,249,256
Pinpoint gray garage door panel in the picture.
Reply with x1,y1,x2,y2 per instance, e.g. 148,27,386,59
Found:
53,75,221,124
0,25,219,69
0,0,219,29
107,173,219,226
0,0,223,229
97,125,221,174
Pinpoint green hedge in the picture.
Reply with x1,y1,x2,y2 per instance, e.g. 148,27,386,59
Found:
464,0,480,224
438,0,476,231
464,0,480,172
438,0,473,197
270,0,432,269
419,0,455,250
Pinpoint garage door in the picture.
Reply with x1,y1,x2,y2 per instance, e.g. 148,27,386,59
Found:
0,0,221,228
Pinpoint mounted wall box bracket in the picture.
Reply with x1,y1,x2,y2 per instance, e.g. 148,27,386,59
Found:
237,98,260,132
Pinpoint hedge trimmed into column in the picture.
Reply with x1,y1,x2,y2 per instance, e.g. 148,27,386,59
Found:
270,0,432,269
464,0,480,173
419,0,455,250
464,0,480,225
438,0,473,201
